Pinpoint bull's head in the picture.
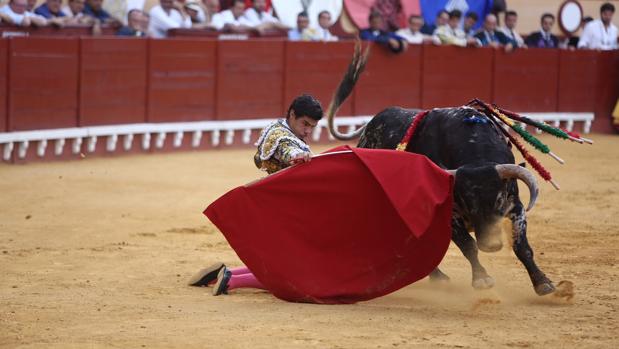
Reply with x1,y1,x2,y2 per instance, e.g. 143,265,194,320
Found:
452,164,538,252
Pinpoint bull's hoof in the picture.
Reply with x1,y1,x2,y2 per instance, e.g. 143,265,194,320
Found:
535,282,556,296
472,276,495,289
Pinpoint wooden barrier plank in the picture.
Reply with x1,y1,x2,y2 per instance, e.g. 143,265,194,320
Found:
284,41,355,116
421,45,493,109
0,38,7,132
8,37,79,131
493,49,559,112
592,50,619,134
216,40,284,120
80,37,147,126
557,50,598,112
355,43,423,114
148,39,217,122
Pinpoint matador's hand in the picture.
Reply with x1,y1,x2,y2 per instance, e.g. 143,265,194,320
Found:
290,152,311,165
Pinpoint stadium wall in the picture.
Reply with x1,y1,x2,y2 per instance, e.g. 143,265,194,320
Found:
0,37,617,162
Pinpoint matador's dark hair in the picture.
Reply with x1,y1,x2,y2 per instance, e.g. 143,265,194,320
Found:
287,94,323,121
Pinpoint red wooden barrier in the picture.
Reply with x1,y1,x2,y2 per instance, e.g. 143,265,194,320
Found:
421,45,493,109
355,43,422,114
284,41,355,116
557,50,598,112
216,40,285,120
8,37,79,131
494,49,559,112
591,50,619,133
80,37,147,126
148,39,217,122
0,39,7,132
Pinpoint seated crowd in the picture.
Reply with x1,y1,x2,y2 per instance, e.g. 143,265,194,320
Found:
0,0,616,52
360,2,617,53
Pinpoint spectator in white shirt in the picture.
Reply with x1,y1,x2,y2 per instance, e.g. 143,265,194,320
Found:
148,0,191,38
305,10,338,42
211,0,252,32
396,14,427,44
0,0,47,26
500,10,526,48
288,10,309,41
579,2,618,50
243,0,288,33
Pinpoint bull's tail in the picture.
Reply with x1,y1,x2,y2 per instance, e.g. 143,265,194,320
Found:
326,40,370,141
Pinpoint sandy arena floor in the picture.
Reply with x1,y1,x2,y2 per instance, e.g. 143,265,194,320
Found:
1,134,618,348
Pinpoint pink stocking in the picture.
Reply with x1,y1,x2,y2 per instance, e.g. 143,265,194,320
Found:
228,273,266,291
230,266,252,275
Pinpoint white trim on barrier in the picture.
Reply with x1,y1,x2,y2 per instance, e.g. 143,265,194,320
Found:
0,113,594,161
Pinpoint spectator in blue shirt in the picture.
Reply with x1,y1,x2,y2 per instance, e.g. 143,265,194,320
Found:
34,0,66,19
359,11,406,53
83,0,114,23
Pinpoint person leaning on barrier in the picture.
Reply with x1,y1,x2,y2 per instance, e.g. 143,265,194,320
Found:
396,14,429,45
304,10,338,42
117,9,149,36
500,10,526,48
61,0,95,24
83,0,119,25
360,11,407,53
434,10,480,47
474,13,513,51
210,0,252,32
578,2,617,51
421,9,448,35
463,11,478,37
288,10,309,41
149,0,192,38
525,13,559,48
243,0,289,34
0,0,48,27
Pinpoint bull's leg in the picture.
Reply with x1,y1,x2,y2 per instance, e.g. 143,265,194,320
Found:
429,267,450,282
509,203,555,295
451,216,495,289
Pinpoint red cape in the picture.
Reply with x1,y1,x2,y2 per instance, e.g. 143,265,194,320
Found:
204,146,453,304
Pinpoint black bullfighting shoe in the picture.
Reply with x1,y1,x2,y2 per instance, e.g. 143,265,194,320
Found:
188,263,226,287
212,267,232,296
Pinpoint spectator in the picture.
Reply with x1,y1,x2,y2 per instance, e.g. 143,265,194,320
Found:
463,11,478,37
305,10,338,42
200,0,220,24
566,16,593,49
578,2,617,50
500,10,525,48
474,13,512,50
211,0,252,32
434,10,478,47
83,0,118,24
184,0,208,27
396,14,427,44
371,0,404,32
25,0,35,11
34,0,66,19
117,8,148,36
288,11,309,41
359,11,406,53
0,0,47,26
149,0,191,37
243,0,288,32
62,0,97,25
421,9,448,35
525,13,559,48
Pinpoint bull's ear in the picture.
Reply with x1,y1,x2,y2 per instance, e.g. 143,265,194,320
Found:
518,162,526,168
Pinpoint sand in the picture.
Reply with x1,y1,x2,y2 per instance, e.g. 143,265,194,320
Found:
1,135,618,348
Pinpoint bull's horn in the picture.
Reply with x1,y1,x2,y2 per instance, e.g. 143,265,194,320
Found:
495,164,539,212
445,169,457,177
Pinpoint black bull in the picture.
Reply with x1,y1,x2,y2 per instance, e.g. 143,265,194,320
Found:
326,45,555,295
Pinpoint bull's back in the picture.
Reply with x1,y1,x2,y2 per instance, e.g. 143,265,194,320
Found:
358,107,515,169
